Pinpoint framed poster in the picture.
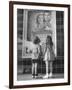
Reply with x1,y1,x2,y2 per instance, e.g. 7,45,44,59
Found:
9,1,70,89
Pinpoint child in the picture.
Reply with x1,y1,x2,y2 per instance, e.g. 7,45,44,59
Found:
43,35,55,78
30,36,41,79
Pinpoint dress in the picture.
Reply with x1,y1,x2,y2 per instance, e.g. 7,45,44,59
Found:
44,46,55,61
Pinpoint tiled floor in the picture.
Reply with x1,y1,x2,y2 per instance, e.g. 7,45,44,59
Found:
17,73,64,81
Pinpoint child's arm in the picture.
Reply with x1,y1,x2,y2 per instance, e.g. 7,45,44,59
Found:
41,43,47,58
52,44,56,57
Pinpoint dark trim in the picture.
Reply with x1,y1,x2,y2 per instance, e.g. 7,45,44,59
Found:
9,1,70,8
9,1,13,89
9,1,70,89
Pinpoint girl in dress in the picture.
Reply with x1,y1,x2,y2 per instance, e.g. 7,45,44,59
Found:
43,35,55,78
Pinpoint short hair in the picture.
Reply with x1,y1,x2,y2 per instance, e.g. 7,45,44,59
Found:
33,36,41,44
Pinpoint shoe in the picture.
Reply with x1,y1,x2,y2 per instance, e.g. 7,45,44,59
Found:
32,76,35,78
35,76,38,79
43,74,48,79
48,73,52,77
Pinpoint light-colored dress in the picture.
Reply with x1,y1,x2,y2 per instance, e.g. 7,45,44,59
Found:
44,46,55,61
44,48,50,61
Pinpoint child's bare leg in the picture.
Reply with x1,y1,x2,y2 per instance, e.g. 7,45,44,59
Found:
50,61,53,73
32,63,35,78
35,63,38,78
43,61,48,78
45,61,48,75
49,61,53,77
